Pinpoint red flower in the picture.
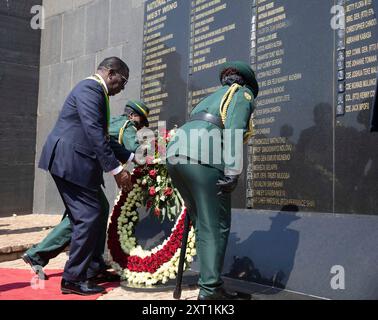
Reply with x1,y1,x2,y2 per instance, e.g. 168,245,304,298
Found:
163,187,173,197
146,200,153,209
154,208,161,217
108,196,191,275
149,169,158,179
149,187,156,196
133,167,143,177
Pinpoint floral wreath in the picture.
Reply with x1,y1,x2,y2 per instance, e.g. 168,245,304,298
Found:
107,128,197,286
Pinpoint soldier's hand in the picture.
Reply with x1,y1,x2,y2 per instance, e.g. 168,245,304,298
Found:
114,169,133,192
216,175,239,195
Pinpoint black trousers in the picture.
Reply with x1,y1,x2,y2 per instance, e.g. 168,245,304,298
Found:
52,174,104,282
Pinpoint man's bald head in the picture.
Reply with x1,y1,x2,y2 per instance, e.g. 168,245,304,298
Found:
97,57,129,75
97,57,129,96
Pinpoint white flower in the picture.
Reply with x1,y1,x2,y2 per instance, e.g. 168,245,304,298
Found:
146,279,154,286
110,192,198,286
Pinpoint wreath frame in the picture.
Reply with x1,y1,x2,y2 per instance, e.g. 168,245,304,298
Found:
107,170,196,287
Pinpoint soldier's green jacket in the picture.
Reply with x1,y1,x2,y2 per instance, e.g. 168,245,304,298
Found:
167,85,255,174
108,115,140,152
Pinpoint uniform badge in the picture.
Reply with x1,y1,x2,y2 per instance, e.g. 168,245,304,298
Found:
244,92,252,101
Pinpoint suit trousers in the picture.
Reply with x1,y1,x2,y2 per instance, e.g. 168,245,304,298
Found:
26,188,110,278
51,174,105,281
167,158,231,297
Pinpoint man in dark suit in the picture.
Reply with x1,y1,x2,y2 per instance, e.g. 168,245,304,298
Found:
22,104,148,281
22,138,134,282
39,57,132,295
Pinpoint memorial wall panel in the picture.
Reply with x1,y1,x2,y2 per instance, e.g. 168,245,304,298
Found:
248,0,335,213
141,0,378,215
334,0,378,215
141,0,191,129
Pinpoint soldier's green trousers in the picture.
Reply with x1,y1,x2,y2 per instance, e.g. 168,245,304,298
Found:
167,159,231,297
26,189,110,269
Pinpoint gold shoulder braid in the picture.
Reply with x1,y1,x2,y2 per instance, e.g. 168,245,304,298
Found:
219,83,240,124
118,120,130,145
244,115,255,144
86,74,111,135
219,84,254,144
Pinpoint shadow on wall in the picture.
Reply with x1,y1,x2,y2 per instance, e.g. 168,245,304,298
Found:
289,103,333,213
225,205,300,290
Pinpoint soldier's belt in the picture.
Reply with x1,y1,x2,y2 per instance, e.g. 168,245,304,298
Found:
188,112,224,129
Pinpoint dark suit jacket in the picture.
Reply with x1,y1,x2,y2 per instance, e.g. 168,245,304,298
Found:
370,80,378,132
39,79,131,190
109,136,133,164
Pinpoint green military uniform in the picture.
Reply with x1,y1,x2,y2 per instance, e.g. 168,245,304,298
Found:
25,100,150,272
109,116,140,153
26,190,109,269
166,61,258,298
109,99,150,153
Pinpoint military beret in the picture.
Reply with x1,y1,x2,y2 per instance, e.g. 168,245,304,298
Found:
125,100,150,127
219,60,259,99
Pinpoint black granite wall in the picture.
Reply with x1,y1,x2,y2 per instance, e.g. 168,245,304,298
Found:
141,0,378,299
0,0,41,216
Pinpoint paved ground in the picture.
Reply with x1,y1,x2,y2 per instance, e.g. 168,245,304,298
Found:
0,253,199,300
0,214,199,300
0,214,61,256
0,214,315,301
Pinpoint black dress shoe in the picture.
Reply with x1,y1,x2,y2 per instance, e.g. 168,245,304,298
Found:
198,288,250,300
89,270,120,283
21,253,48,280
61,279,106,296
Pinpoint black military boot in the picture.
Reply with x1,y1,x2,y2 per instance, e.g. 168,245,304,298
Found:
198,287,251,300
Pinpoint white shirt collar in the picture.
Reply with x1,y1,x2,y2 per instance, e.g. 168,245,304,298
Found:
95,73,108,94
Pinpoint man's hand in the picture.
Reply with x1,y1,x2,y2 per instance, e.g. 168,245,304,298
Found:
114,169,132,192
216,175,239,195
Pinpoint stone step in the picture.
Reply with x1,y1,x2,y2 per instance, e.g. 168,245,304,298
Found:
0,214,62,263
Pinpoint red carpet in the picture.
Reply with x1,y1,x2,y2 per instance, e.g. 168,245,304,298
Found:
0,268,119,300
